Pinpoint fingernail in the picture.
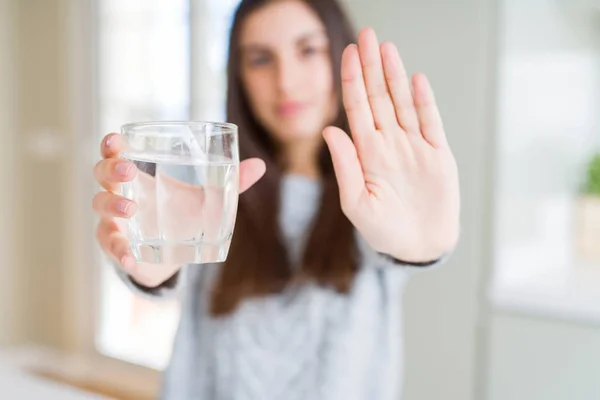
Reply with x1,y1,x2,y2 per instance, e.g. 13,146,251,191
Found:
116,199,133,214
105,134,115,148
115,162,132,176
121,254,137,270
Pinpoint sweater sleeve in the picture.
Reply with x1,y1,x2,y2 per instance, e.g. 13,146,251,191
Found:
111,260,186,301
354,229,454,271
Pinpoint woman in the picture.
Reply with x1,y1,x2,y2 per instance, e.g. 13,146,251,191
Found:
93,0,460,398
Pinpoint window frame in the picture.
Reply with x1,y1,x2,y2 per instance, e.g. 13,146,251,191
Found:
61,0,178,387
61,0,240,387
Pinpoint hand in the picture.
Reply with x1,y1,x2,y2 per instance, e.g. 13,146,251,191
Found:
92,133,266,287
323,28,460,263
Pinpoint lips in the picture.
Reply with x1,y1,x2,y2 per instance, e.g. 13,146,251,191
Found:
277,101,305,117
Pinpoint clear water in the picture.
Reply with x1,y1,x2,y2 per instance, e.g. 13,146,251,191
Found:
121,153,239,265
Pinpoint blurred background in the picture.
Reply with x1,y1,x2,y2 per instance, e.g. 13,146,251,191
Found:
0,0,599,399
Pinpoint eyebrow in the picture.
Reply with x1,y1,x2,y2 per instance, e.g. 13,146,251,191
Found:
240,29,327,53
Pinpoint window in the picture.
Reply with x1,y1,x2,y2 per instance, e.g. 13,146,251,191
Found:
95,0,240,370
489,1,600,321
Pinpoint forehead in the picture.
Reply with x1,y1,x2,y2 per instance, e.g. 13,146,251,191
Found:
240,0,327,48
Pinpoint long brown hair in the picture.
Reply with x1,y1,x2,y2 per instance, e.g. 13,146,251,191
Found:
210,0,358,316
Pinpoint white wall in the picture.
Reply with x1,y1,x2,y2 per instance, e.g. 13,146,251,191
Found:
0,0,90,353
493,0,600,276
343,1,498,399
0,0,19,345
487,1,600,399
9,0,73,349
486,313,600,400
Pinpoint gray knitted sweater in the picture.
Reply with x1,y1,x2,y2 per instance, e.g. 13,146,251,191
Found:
114,174,449,400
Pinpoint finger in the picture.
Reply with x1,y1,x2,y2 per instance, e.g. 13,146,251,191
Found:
96,218,136,270
413,72,446,148
97,219,180,286
92,191,138,218
101,133,124,159
380,42,420,134
93,158,137,192
322,127,365,213
357,28,397,131
341,44,375,146
239,158,266,194
96,218,120,257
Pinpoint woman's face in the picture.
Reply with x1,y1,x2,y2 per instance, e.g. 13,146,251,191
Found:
239,0,337,146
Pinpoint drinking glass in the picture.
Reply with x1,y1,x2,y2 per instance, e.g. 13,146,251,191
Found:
119,121,239,265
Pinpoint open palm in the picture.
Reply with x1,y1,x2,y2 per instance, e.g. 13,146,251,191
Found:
323,28,460,263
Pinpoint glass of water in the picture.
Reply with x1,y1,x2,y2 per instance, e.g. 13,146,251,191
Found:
119,121,239,265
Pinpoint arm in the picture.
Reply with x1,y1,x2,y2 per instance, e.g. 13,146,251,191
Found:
355,229,455,270
324,29,461,270
93,133,266,304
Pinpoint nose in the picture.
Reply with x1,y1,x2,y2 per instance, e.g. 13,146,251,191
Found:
275,56,301,96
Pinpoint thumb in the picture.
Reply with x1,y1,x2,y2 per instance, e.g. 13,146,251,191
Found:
239,158,266,194
323,126,365,213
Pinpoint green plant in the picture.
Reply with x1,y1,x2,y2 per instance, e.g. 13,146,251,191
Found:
584,153,600,196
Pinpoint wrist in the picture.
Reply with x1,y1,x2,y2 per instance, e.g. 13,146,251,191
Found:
382,251,445,266
384,241,456,265
128,264,181,289
386,231,459,265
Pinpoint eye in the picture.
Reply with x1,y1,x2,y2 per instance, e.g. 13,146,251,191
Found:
247,53,272,67
249,56,271,66
301,46,319,57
